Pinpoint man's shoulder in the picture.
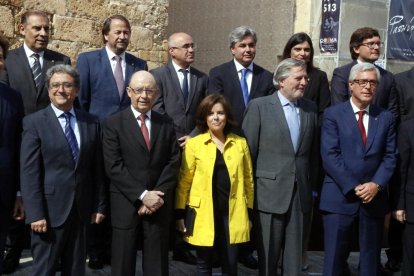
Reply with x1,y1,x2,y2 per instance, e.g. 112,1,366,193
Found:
190,66,208,78
125,52,147,66
44,48,70,61
75,108,99,123
333,61,355,74
210,60,233,73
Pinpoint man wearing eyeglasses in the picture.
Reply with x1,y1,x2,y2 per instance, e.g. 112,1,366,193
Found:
151,32,207,265
102,71,180,276
331,27,398,119
320,63,397,275
20,64,106,275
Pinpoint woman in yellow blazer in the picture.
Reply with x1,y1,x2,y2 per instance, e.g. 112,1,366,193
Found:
176,94,254,275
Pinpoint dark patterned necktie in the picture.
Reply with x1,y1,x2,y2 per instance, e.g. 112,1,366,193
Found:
179,68,189,106
31,53,42,90
63,112,79,161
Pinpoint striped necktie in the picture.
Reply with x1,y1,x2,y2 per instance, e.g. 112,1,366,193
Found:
31,53,42,91
62,112,79,161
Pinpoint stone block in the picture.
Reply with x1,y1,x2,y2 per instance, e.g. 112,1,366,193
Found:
53,15,100,45
23,0,66,15
130,26,153,51
67,0,107,19
0,6,14,37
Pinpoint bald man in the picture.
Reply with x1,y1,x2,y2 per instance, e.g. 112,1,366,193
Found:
102,71,180,275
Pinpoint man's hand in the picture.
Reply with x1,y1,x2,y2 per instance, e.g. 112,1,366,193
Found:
355,182,379,203
142,191,164,212
137,204,153,216
31,219,47,233
178,135,191,148
13,196,25,220
392,210,406,223
91,213,105,224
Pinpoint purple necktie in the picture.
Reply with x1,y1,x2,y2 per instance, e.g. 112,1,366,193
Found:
138,114,151,150
114,56,124,98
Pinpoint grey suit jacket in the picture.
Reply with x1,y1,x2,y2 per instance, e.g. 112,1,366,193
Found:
0,46,71,115
242,93,319,214
151,61,208,138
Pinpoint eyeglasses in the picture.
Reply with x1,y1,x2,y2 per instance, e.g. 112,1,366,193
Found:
171,43,196,50
128,87,156,95
360,42,384,49
352,79,378,87
49,82,75,90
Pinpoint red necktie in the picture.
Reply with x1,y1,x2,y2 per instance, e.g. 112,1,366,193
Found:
138,114,150,150
357,110,366,145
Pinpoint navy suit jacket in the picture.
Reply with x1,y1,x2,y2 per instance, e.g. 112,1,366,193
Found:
330,60,398,118
0,47,71,115
395,67,414,122
76,48,148,120
20,105,106,227
320,101,397,217
151,61,208,138
208,60,275,128
0,84,24,210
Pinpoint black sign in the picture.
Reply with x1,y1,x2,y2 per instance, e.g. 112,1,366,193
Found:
387,0,414,61
320,0,341,53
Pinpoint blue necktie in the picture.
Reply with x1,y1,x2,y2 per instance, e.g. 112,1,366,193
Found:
180,69,189,106
240,68,249,107
63,112,79,161
286,103,300,152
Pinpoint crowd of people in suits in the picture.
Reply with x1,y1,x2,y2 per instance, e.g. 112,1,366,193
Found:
1,8,414,276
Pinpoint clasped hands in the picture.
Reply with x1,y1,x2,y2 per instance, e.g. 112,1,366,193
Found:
137,190,165,216
354,182,379,204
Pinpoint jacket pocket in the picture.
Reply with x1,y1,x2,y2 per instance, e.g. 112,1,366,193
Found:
188,196,201,208
256,170,277,180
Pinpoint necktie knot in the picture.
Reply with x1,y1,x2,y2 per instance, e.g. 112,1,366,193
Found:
32,53,40,60
179,68,188,75
241,68,249,77
138,113,151,150
114,55,121,62
138,113,147,123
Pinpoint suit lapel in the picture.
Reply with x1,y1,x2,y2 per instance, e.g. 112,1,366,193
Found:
149,111,161,151
365,106,380,152
229,62,244,102
167,62,186,110
187,71,198,113
123,109,149,152
297,99,310,153
15,47,37,96
100,49,121,103
343,102,366,149
250,63,260,99
74,110,88,169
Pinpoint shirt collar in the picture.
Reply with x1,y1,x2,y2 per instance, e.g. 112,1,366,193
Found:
233,59,253,73
23,43,44,59
105,46,126,61
171,60,191,73
130,106,151,120
350,98,370,114
50,103,76,118
277,91,298,106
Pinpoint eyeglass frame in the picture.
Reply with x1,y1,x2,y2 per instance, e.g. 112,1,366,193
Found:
359,41,384,49
170,43,196,50
49,82,76,90
127,86,157,95
351,79,379,87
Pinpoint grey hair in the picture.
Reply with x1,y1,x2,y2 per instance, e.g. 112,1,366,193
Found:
273,58,307,89
228,26,257,48
46,64,80,89
348,62,380,82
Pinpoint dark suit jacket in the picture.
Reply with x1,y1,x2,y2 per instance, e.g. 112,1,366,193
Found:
330,60,398,118
209,60,275,128
20,105,106,227
76,48,148,120
102,108,180,229
395,67,414,122
305,68,331,123
0,83,23,210
242,93,319,214
394,118,414,222
320,101,397,217
151,61,208,138
0,47,71,115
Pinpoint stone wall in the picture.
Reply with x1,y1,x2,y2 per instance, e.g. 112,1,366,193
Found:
0,0,169,70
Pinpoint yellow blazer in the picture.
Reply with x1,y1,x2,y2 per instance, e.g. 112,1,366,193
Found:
175,132,254,246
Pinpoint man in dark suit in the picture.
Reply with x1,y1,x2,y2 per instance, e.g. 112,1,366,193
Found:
102,71,180,276
76,15,148,268
330,27,398,118
0,10,71,273
0,35,24,274
209,26,275,132
320,63,397,275
20,65,106,275
151,32,208,146
242,58,319,275
395,66,414,122
77,14,148,120
151,32,207,264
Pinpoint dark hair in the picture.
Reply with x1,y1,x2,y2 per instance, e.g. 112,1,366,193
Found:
101,15,131,44
282,32,315,72
0,34,9,58
196,94,237,134
21,10,49,25
349,27,380,60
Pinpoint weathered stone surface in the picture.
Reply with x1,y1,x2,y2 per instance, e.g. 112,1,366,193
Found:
67,0,108,19
130,26,153,51
0,6,15,37
53,15,100,45
23,0,66,15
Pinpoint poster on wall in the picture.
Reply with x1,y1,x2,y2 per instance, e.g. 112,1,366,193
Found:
387,0,414,60
319,0,341,53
